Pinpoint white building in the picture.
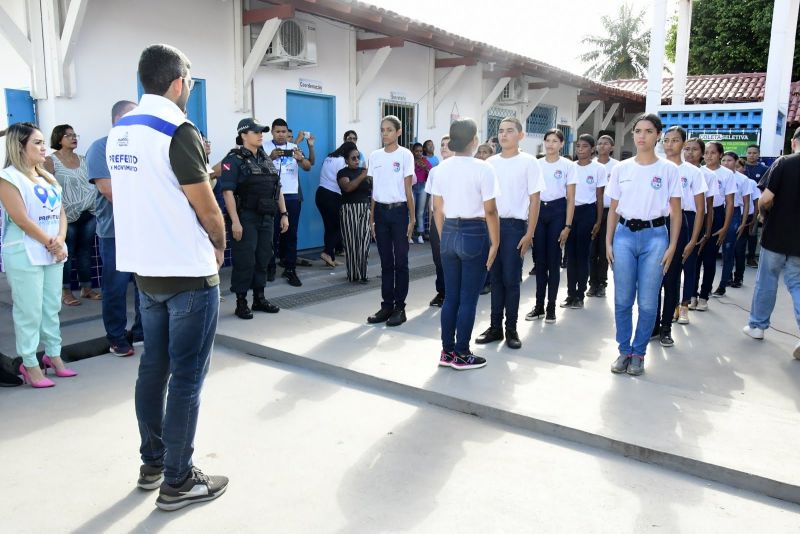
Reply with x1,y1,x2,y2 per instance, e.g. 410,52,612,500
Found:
0,0,644,250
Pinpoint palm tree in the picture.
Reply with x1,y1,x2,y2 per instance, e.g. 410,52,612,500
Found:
579,3,651,81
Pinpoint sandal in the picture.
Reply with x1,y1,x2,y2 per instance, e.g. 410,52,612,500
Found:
80,288,103,300
62,293,81,306
320,253,336,268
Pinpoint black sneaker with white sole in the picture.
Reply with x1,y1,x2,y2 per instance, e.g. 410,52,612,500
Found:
450,351,487,370
155,466,228,511
137,464,165,490
525,304,545,321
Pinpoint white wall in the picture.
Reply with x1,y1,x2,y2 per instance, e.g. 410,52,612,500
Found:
0,0,34,162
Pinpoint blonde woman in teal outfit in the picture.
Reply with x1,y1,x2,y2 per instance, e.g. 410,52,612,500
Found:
0,122,77,388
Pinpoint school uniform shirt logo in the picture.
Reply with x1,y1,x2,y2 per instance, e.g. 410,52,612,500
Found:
393,161,401,172
33,184,61,212
680,176,689,188
651,176,663,190
586,175,595,185
554,170,563,179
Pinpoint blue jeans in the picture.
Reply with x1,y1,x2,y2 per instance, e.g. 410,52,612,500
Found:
135,285,220,485
748,248,800,331
63,210,97,288
566,203,595,300
734,220,749,282
719,207,742,289
99,237,142,345
441,219,490,354
534,198,566,305
680,211,699,303
696,206,725,299
375,203,410,310
612,223,668,356
412,183,427,234
270,194,301,270
490,218,526,330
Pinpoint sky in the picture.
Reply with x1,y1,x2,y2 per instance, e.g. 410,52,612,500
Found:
364,0,673,78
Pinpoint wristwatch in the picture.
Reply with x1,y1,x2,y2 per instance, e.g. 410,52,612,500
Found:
280,212,288,217
564,224,573,229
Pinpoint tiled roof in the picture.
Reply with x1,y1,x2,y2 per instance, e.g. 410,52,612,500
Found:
608,73,800,124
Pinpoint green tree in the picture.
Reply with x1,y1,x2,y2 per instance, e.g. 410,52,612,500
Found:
667,0,800,79
578,3,651,81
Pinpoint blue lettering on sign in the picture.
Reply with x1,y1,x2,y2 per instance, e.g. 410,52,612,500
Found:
107,154,139,164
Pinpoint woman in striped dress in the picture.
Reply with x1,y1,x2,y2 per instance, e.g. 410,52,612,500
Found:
337,144,372,283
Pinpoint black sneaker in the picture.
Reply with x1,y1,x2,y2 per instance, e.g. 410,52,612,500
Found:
712,287,726,298
155,466,228,511
386,308,407,327
283,269,302,287
586,286,598,298
545,303,556,324
475,327,503,344
596,286,606,298
559,297,574,308
450,351,487,370
659,328,675,347
525,304,545,321
570,299,584,310
747,259,758,268
505,329,522,349
529,266,536,276
234,295,253,320
367,308,393,324
110,341,135,357
429,293,444,307
480,283,491,295
438,350,456,367
138,464,165,490
251,295,280,313
731,279,743,288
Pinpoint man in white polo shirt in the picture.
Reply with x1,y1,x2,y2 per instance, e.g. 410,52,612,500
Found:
367,115,415,327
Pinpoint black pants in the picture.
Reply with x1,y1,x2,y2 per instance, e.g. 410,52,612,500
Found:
315,187,342,259
695,205,725,300
490,218,526,330
589,208,609,288
375,202,410,310
230,209,274,294
430,214,445,295
657,211,692,329
269,194,301,271
565,203,596,300
534,197,566,305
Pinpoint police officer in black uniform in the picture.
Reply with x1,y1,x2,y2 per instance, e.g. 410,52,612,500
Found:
221,118,289,319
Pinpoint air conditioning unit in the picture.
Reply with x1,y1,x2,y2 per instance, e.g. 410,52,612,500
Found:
252,18,318,69
498,77,528,105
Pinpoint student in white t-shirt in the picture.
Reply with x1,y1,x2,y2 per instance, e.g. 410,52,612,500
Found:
425,135,453,308
694,141,736,310
475,117,544,350
562,134,606,310
734,157,761,286
365,115,415,327
525,128,576,324
606,113,682,376
588,134,619,297
431,118,500,370
653,126,707,344
715,151,751,296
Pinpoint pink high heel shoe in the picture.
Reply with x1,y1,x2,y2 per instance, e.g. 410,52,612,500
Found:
42,355,78,378
19,364,55,388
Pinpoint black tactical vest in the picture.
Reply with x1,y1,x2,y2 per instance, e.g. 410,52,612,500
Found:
229,147,281,215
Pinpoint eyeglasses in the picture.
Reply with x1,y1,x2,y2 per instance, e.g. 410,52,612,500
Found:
63,133,79,139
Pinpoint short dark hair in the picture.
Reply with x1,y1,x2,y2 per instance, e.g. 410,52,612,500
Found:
633,113,663,134
499,117,523,133
686,137,705,153
597,134,615,145
707,141,725,155
138,44,190,95
111,100,136,124
448,118,477,152
577,133,596,148
343,130,358,141
747,144,760,151
272,118,288,130
723,151,739,161
411,142,423,152
544,128,564,143
793,127,800,140
50,124,73,150
665,125,687,142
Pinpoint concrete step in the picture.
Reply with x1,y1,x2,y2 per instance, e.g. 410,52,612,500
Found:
215,306,800,505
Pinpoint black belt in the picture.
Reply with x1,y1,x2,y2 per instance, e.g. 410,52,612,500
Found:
619,216,666,232
376,201,406,209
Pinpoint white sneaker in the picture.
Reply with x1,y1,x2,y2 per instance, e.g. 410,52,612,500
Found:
742,325,764,340
677,305,690,324
416,235,424,244
794,341,800,360
688,297,698,310
696,298,708,311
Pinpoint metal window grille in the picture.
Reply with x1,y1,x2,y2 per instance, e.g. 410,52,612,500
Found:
557,124,572,157
380,100,417,149
526,105,556,135
486,106,517,140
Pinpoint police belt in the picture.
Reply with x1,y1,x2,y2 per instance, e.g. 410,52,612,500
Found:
619,216,666,232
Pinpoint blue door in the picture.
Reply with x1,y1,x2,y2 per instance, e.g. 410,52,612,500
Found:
137,77,207,136
286,90,336,250
5,88,36,125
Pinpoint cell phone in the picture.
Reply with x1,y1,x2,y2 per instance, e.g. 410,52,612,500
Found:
281,149,295,157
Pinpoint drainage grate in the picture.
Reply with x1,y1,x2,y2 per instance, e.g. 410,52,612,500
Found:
271,264,436,309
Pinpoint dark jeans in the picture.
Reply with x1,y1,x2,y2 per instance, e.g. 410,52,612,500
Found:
680,211,698,303
230,209,274,295
63,210,96,288
534,197,566,305
315,187,342,259
746,222,759,261
270,194,301,270
136,284,220,486
657,211,693,329
565,203,595,300
430,215,444,295
375,202,410,310
734,221,749,282
719,207,742,290
696,206,725,300
589,207,609,288
490,218,526,330
99,237,142,345
440,219,489,354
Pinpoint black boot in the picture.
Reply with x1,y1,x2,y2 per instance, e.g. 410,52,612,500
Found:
235,293,253,320
252,292,280,313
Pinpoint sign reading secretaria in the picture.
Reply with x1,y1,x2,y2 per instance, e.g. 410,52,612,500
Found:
687,130,761,157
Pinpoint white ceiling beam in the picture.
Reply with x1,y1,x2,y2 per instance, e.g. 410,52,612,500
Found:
356,45,392,101
519,88,549,121
243,16,280,88
480,76,511,116
574,99,602,130
434,64,466,109
60,0,88,67
600,103,619,130
0,5,32,67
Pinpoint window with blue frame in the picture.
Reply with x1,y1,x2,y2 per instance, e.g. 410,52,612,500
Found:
526,105,556,135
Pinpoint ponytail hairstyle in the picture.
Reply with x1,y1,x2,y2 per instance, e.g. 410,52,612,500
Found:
2,122,58,187
665,125,687,142
686,137,705,154
706,141,725,156
328,141,357,159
